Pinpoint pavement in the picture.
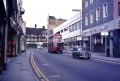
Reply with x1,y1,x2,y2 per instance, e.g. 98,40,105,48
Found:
0,50,39,81
0,49,120,81
63,50,120,63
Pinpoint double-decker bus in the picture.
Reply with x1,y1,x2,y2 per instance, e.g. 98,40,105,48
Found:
48,33,63,54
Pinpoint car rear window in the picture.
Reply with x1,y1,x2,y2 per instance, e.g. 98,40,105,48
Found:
73,48,78,51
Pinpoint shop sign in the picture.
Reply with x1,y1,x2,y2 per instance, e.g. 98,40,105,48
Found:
10,17,18,32
83,21,113,36
118,20,120,27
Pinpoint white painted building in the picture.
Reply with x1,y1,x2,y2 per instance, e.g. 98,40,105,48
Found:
53,11,82,50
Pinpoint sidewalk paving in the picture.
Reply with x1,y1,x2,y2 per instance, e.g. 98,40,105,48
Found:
0,50,39,81
63,50,120,63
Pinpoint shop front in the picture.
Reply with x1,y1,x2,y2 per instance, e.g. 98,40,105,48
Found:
7,17,18,58
64,36,81,50
0,0,7,73
83,20,113,57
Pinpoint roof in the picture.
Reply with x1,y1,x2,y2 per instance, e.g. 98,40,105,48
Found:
26,27,47,35
49,16,56,19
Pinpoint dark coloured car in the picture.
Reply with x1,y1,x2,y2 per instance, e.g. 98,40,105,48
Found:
71,47,91,59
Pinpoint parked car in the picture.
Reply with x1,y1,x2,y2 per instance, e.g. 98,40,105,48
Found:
71,46,91,59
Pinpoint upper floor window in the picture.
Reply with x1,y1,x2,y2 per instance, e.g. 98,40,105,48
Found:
31,34,34,37
90,0,93,4
118,2,120,16
103,3,108,18
35,38,37,41
85,0,88,7
96,8,100,21
74,23,77,30
77,21,80,29
42,34,45,37
85,14,88,25
90,11,94,23
34,35,37,37
64,27,68,32
61,29,63,33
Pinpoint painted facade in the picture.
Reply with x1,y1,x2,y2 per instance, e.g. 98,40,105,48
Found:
82,0,120,58
53,12,82,50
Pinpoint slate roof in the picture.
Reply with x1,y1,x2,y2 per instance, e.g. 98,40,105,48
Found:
26,27,47,35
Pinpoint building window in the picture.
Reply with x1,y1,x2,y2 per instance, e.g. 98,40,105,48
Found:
31,34,34,37
39,38,41,41
31,38,33,41
45,38,47,41
35,38,37,41
103,3,108,18
74,23,77,30
42,38,45,41
42,34,45,37
118,2,120,16
61,29,63,33
90,11,94,23
27,38,30,41
69,25,72,32
85,0,88,7
64,27,68,31
77,21,80,29
90,0,93,4
71,24,74,31
85,14,88,25
96,8,100,21
35,35,37,37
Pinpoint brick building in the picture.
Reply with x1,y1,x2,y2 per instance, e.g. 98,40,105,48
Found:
26,25,47,48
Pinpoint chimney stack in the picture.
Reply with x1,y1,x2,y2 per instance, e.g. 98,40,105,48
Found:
35,24,37,28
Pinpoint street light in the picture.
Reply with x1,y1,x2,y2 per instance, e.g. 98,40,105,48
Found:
72,9,82,46
101,31,108,55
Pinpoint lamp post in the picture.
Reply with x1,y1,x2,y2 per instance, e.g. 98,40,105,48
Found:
101,31,108,56
72,9,82,46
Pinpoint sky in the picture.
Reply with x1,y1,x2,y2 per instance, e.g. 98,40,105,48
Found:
22,0,82,28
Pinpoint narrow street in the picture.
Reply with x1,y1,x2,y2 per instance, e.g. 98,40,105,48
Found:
32,49,120,81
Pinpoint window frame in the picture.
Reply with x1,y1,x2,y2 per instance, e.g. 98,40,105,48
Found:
85,14,88,25
103,2,108,18
85,0,88,7
90,0,93,4
90,11,94,23
96,7,100,21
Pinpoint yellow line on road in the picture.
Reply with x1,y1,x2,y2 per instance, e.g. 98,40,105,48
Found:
31,53,42,78
31,52,49,81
